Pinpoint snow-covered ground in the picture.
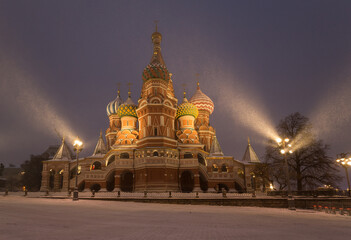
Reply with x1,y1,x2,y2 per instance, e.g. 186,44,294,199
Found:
1,196,350,240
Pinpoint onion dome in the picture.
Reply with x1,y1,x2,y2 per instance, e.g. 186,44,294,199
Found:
142,27,170,82
117,91,137,118
189,82,214,114
106,90,123,116
176,92,199,119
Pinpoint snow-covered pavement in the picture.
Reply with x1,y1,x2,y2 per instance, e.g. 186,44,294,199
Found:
1,196,350,240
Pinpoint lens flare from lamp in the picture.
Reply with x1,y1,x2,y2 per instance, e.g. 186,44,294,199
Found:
73,137,83,150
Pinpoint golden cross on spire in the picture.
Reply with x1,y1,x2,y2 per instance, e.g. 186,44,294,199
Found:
248,137,251,145
154,20,159,32
127,82,133,97
117,82,121,95
182,83,187,98
195,73,200,89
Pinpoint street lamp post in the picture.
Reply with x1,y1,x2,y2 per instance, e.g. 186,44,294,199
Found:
336,154,351,197
276,137,295,210
73,137,83,201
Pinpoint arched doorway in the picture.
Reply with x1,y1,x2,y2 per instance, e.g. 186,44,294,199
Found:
106,171,115,192
49,169,55,189
120,171,133,192
199,172,208,192
58,169,64,189
78,181,85,192
215,183,229,193
234,182,245,193
180,171,194,192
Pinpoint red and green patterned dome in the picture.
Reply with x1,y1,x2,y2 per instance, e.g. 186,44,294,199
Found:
142,29,170,82
142,63,170,82
117,93,137,118
176,98,199,119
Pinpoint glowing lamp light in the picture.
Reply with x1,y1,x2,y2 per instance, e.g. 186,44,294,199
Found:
347,162,351,166
280,149,286,154
336,159,340,162
270,183,274,190
276,138,282,143
73,137,83,151
341,162,346,165
288,144,292,148
289,150,293,154
284,138,290,143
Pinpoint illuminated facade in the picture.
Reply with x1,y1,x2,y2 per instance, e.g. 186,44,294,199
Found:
40,29,262,193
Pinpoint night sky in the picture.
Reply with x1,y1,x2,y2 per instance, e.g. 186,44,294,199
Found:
1,0,351,168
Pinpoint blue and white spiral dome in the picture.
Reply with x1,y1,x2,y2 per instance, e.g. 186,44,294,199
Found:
106,90,123,116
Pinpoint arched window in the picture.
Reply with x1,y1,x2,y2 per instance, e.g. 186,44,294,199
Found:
120,152,129,159
212,164,218,172
237,168,244,179
221,164,228,172
154,127,158,136
184,152,193,159
91,161,101,170
106,155,115,166
197,153,206,165
153,151,159,157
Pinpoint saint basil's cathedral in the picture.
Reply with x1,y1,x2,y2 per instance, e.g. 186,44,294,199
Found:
40,28,262,193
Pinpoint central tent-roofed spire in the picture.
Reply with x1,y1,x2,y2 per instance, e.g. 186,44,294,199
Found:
150,21,166,67
142,22,170,82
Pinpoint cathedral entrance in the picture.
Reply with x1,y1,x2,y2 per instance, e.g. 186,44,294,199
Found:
180,171,194,192
120,171,133,192
106,171,115,192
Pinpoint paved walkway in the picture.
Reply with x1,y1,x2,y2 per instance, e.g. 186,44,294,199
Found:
1,196,351,240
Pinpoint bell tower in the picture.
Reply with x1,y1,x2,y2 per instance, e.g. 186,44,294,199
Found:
136,26,178,148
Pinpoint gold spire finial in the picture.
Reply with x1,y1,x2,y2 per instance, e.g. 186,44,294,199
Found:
127,82,132,97
248,137,250,145
100,130,102,137
154,20,159,32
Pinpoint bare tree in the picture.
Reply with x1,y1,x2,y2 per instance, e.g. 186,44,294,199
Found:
265,112,341,191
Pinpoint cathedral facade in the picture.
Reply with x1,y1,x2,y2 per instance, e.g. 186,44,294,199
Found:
40,29,262,193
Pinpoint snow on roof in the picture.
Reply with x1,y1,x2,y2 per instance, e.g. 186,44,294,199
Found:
242,138,260,163
51,138,73,161
209,135,224,157
92,131,107,156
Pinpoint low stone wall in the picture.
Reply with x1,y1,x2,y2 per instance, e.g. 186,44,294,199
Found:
79,197,351,209
81,197,288,208
3,191,350,209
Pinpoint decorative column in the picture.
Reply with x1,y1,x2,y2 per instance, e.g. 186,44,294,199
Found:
193,172,201,192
